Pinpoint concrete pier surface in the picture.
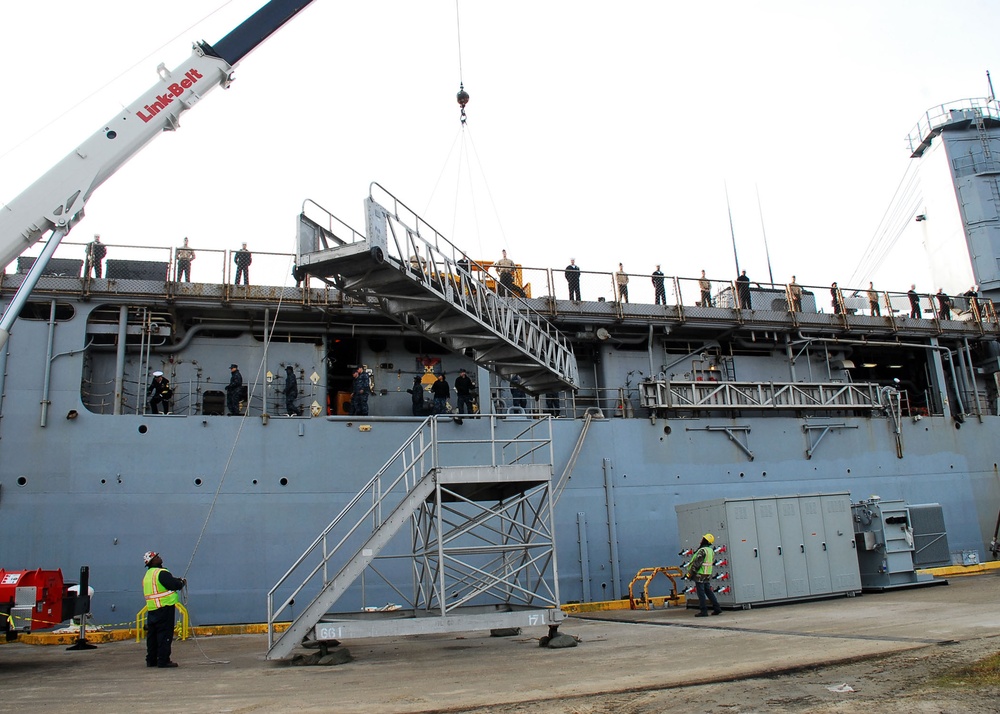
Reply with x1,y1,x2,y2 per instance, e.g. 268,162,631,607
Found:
2,572,998,714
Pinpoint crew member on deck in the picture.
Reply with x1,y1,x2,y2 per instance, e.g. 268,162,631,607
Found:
284,365,298,416
908,284,921,319
147,371,172,415
233,243,252,286
495,250,516,296
652,265,666,305
85,234,107,279
226,364,243,416
868,281,881,316
615,263,629,303
699,270,712,307
565,258,581,302
176,237,195,282
788,276,803,312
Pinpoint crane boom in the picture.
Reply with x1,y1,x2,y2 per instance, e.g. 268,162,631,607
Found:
0,0,314,347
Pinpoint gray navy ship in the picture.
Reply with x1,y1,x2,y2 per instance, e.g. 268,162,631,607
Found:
1,1,999,643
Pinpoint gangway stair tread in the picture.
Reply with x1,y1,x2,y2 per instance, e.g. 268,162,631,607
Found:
266,462,557,660
295,189,578,395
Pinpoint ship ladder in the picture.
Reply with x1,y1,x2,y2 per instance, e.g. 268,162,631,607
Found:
293,186,578,395
265,415,564,660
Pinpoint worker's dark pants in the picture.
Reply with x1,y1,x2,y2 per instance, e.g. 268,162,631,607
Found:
457,394,474,414
149,395,170,414
227,391,240,416
146,605,176,666
695,579,720,614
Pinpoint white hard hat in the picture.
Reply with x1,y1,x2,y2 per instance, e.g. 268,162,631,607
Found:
153,371,163,377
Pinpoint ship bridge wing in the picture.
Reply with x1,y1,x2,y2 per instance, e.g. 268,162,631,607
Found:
295,186,578,394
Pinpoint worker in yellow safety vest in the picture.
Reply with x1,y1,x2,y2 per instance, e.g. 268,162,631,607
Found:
685,533,722,617
143,551,187,668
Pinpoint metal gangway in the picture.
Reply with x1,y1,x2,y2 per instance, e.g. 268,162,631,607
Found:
640,380,890,414
294,184,578,395
265,415,564,661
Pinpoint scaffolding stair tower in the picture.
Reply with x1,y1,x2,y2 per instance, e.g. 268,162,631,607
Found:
294,185,578,395
266,415,564,661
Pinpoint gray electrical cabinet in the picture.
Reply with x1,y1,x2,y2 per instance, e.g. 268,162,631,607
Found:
851,498,947,590
676,493,862,608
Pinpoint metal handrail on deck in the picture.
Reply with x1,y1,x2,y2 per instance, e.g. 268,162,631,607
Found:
640,380,888,412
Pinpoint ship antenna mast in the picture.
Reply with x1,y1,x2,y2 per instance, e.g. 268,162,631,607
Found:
725,181,741,276
756,184,775,286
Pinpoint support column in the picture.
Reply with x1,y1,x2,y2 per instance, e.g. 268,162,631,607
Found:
928,337,951,419
113,307,128,415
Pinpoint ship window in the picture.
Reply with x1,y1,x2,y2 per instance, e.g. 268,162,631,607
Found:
18,302,75,321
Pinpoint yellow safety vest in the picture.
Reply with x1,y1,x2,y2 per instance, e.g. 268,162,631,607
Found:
143,567,179,611
696,546,715,576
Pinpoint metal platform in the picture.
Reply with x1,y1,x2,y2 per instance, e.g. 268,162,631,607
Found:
266,415,563,660
294,186,578,395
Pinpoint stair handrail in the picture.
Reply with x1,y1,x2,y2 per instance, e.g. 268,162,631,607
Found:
367,182,578,389
266,417,436,642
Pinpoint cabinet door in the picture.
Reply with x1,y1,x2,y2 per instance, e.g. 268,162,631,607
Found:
753,499,787,600
726,500,763,603
776,497,810,598
821,494,861,592
799,496,832,594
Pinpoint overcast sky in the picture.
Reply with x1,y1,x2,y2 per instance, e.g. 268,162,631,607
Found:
2,1,1000,295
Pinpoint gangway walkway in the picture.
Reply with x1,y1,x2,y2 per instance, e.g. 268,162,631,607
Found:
294,185,578,395
266,415,564,661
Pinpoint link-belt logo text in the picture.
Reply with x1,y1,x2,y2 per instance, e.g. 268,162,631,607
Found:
136,69,204,123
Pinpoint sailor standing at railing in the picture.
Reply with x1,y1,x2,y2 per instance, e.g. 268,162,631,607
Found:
565,258,581,302
233,243,252,286
226,364,243,416
615,263,629,303
652,265,666,305
85,234,106,279
495,249,516,295
176,237,195,282
699,270,712,307
789,276,803,312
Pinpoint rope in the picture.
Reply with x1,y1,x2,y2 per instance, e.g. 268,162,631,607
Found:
463,126,510,252
847,161,920,286
177,252,296,665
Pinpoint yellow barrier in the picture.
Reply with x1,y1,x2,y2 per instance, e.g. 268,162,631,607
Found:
627,566,686,610
135,603,189,642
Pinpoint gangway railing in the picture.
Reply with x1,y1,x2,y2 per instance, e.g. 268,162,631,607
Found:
266,414,561,660
640,380,889,412
295,185,579,394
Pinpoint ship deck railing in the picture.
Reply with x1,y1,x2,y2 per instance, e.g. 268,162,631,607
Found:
906,97,1000,157
639,380,890,413
5,240,999,339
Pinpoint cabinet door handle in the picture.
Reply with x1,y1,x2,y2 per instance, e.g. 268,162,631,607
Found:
822,542,827,551
753,548,758,558
778,546,782,555
800,544,804,553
